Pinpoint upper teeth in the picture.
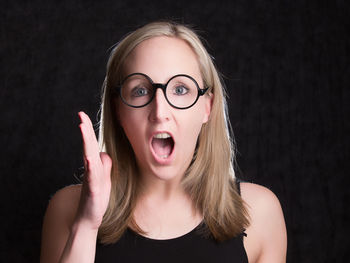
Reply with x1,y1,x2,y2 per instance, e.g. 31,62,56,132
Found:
154,133,171,139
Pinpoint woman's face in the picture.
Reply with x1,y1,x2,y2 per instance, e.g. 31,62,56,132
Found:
117,36,212,182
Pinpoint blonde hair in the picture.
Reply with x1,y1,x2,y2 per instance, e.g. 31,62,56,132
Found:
98,21,249,243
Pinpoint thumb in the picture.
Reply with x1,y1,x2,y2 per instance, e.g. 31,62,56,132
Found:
100,152,112,175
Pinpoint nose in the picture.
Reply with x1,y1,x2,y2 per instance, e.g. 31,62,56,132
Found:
148,88,171,123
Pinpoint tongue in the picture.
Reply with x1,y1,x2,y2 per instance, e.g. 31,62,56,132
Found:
152,138,172,157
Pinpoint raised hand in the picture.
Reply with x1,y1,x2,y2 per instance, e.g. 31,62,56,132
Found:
75,111,112,230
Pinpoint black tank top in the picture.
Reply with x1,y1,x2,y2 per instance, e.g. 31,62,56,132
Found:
95,182,248,263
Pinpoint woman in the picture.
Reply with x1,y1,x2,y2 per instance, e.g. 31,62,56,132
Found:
40,21,287,263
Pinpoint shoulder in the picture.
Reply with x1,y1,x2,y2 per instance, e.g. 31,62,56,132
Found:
44,184,82,228
46,184,82,221
240,182,287,263
40,184,82,261
49,184,82,205
240,182,282,212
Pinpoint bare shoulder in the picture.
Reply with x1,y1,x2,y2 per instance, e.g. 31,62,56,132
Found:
240,182,287,263
240,182,282,212
47,184,82,212
44,184,82,226
40,184,82,262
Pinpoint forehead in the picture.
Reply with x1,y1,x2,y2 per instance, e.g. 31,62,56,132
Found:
123,36,202,84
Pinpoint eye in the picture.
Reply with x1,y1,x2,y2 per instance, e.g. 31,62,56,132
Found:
173,85,189,95
131,86,150,97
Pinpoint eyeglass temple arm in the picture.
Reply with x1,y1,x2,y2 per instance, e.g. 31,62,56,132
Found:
199,87,209,96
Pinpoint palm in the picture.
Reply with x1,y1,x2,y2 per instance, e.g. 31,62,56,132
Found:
76,111,112,229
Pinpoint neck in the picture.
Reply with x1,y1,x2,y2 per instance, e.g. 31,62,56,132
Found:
137,170,186,201
132,170,203,235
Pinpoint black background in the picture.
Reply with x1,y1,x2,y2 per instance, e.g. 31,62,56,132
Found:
1,0,349,262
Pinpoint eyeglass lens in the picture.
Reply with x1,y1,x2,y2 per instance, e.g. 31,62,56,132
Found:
120,74,199,108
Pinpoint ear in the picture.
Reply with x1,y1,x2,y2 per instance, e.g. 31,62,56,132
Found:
202,92,213,124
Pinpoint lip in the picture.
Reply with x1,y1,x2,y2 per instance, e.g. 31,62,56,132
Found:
149,130,175,165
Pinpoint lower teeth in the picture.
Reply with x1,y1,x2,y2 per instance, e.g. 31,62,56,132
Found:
160,154,169,159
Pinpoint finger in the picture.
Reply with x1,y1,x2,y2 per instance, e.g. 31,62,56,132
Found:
79,110,95,132
78,111,100,161
79,111,100,156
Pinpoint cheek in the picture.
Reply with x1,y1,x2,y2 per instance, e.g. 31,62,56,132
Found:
117,106,146,147
181,100,211,146
180,111,205,145
118,100,142,129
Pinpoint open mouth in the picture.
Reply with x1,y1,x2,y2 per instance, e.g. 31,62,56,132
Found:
151,132,174,159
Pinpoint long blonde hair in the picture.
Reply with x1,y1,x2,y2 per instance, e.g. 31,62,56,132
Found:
98,21,249,243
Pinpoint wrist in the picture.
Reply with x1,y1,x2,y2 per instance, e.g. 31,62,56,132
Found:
71,219,100,237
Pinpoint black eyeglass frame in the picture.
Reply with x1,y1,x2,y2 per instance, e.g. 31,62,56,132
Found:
116,72,209,110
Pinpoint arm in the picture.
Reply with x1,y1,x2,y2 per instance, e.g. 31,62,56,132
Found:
40,112,112,263
40,185,100,263
241,183,287,263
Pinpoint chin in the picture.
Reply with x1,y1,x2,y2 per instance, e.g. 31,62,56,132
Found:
135,151,190,183
148,164,185,182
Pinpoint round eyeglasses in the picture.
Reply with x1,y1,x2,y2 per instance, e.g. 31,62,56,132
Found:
116,73,209,109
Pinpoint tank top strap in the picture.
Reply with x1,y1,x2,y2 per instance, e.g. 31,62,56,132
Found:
235,178,247,237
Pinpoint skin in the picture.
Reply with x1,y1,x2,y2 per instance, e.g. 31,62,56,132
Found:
118,37,212,237
40,36,287,263
119,37,211,194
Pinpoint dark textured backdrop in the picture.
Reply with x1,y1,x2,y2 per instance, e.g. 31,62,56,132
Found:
1,0,349,262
